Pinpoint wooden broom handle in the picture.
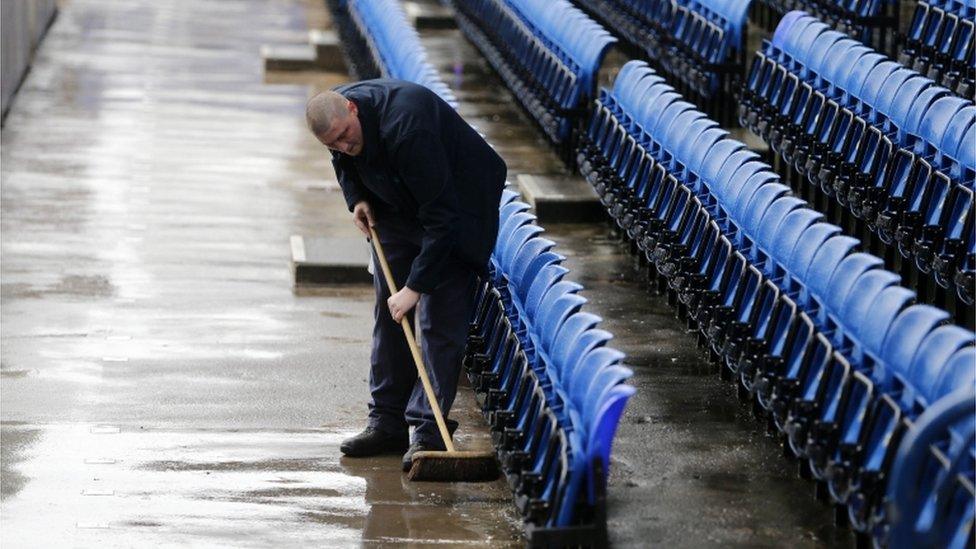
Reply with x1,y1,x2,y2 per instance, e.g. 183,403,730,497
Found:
369,226,456,452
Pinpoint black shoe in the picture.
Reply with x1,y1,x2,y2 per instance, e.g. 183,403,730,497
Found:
402,440,446,471
340,427,409,457
401,420,459,471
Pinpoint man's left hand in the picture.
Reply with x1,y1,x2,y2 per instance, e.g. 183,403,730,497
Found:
387,287,420,322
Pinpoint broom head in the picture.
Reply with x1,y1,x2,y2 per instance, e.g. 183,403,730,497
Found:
406,450,500,482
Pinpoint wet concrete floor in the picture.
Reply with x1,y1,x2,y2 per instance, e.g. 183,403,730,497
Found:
416,21,856,548
1,0,521,546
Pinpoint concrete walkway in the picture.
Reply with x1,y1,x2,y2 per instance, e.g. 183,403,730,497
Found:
1,1,520,546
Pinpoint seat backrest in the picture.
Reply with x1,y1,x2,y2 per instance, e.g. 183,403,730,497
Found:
568,346,626,411
824,253,885,316
856,60,901,112
771,10,809,49
740,181,792,232
513,249,562,300
755,196,806,253
538,293,587,353
584,383,636,503
770,208,824,266
881,304,951,378
581,364,633,424
804,235,860,302
502,224,546,273
859,285,917,357
684,128,730,177
939,106,975,161
910,325,975,404
551,312,602,379
525,264,569,318
786,223,842,282
933,347,976,398
838,269,902,336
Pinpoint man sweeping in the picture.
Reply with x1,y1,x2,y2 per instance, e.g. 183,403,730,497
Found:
305,79,506,472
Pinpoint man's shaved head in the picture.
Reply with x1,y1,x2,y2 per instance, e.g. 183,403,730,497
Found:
306,91,353,136
305,90,364,156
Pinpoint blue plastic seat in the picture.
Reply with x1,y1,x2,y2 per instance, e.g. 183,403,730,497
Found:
880,304,951,387
502,224,546,274
584,383,636,502
822,253,885,324
769,209,824,276
907,325,975,408
771,11,808,49
836,269,902,353
934,347,976,397
803,235,861,306
859,285,917,360
567,346,626,417
785,223,843,287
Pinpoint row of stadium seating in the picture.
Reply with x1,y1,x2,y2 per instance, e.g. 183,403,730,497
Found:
740,12,975,317
899,0,976,97
448,0,616,160
572,0,750,124
345,0,457,107
750,0,900,55
464,189,634,545
329,2,634,543
576,58,976,547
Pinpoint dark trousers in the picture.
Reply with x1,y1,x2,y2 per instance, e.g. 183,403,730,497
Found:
367,216,479,446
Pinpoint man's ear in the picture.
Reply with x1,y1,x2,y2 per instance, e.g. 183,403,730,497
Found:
347,100,357,116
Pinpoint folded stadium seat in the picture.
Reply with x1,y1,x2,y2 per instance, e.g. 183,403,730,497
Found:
501,224,546,276
510,246,561,298
853,60,901,120
584,382,636,501
933,345,976,397
799,234,862,308
938,105,975,179
771,9,807,48
533,293,587,370
840,310,952,526
675,128,729,187
782,222,844,300
546,312,602,384
884,386,975,549
733,182,793,246
903,324,975,413
832,269,902,360
841,52,886,108
566,347,626,421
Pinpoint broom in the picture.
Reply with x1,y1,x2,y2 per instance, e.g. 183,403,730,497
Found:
369,226,500,482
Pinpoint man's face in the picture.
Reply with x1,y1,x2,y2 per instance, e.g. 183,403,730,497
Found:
316,101,363,156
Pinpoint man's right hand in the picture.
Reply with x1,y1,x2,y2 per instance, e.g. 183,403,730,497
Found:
352,201,376,238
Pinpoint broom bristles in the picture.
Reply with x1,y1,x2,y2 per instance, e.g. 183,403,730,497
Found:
406,450,500,482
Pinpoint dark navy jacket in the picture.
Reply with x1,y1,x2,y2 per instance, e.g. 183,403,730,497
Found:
331,79,507,294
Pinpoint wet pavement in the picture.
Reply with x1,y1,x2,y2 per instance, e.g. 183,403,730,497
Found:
1,0,520,546
416,21,855,549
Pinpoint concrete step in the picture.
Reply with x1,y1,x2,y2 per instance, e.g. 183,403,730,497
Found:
516,173,604,223
291,235,372,286
262,44,319,72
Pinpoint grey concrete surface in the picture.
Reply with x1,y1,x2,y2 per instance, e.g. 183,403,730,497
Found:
416,22,855,548
0,0,520,546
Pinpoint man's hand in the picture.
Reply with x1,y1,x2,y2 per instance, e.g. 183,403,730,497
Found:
387,287,420,322
352,201,375,237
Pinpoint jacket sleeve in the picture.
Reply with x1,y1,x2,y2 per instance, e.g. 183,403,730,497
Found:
393,130,459,294
331,151,367,212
